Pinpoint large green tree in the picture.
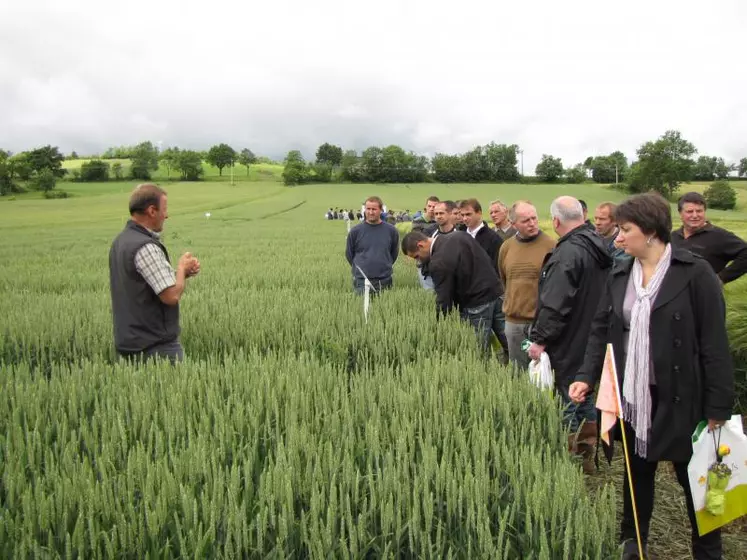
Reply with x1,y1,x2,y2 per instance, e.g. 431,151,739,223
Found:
739,157,747,178
174,150,204,181
282,150,310,185
130,141,159,180
340,150,365,182
206,143,237,176
26,145,66,178
238,148,257,176
159,147,181,180
315,143,343,167
590,152,628,183
535,154,563,183
632,130,696,197
431,153,462,183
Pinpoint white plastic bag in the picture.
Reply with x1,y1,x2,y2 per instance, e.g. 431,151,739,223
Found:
528,352,554,390
687,415,747,536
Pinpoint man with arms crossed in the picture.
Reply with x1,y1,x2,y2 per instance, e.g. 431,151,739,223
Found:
110,184,200,363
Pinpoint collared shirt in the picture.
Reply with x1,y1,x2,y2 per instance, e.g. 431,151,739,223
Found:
467,222,484,238
134,243,176,295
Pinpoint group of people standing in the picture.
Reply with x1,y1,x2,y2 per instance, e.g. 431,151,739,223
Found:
346,191,746,560
107,183,745,560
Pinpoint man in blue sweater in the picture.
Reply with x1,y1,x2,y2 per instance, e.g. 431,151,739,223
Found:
345,196,400,294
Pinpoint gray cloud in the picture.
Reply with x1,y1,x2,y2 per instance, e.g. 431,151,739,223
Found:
1,0,746,171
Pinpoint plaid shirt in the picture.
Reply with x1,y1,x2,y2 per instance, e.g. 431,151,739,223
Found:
134,243,176,295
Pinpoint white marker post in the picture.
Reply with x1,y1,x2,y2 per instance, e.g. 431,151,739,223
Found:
355,265,377,323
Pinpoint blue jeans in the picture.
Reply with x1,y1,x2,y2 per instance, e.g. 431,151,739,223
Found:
353,276,392,295
459,298,504,358
559,384,597,433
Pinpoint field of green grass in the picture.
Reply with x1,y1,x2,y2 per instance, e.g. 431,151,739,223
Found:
1,177,745,557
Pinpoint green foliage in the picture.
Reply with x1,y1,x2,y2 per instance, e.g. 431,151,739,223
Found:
564,164,587,184
535,154,563,183
315,143,343,166
159,147,181,179
174,150,204,181
310,162,333,183
0,150,20,195
633,130,696,198
693,156,734,181
282,150,310,185
703,180,737,210
590,152,628,183
340,150,365,182
130,141,159,180
69,151,78,159
31,168,57,192
25,145,67,178
237,148,257,176
79,159,110,182
42,189,70,199
112,162,124,180
206,144,237,176
739,157,747,178
432,143,520,183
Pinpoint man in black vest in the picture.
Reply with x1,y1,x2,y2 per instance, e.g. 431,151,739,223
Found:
109,184,200,363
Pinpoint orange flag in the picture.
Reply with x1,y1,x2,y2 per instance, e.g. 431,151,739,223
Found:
595,344,623,460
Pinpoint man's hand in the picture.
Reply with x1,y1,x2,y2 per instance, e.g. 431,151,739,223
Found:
568,381,591,403
527,342,545,361
707,418,726,432
179,252,200,278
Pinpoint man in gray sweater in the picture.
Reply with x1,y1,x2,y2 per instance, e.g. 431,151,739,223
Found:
345,196,399,294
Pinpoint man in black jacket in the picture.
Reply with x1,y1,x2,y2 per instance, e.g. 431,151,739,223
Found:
671,191,747,284
526,196,612,471
402,230,502,357
459,198,508,360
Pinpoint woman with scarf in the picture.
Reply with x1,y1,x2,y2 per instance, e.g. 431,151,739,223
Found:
569,192,734,560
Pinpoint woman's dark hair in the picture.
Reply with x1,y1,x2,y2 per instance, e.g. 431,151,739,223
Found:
615,192,672,244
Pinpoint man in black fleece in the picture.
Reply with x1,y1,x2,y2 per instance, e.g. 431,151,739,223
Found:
459,198,508,359
671,191,747,284
345,196,399,294
526,196,612,472
402,230,501,357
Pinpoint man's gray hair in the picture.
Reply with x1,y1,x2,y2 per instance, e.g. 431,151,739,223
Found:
550,196,584,223
489,199,507,210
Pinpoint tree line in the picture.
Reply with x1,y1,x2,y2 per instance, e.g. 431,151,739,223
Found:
281,131,746,209
2,132,746,210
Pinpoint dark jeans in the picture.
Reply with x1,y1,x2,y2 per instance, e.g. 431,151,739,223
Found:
620,421,721,559
459,298,506,358
353,276,392,295
559,384,597,432
118,340,185,365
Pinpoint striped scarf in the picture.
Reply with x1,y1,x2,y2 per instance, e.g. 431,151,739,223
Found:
622,243,672,458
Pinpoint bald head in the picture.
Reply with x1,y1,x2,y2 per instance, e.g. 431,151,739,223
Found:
510,201,539,239
550,196,585,235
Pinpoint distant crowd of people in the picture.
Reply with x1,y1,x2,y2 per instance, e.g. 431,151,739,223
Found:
345,191,746,559
326,205,447,225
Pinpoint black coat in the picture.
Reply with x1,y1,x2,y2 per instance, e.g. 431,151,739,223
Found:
429,232,501,315
575,247,734,462
473,223,504,293
530,225,612,386
671,223,747,284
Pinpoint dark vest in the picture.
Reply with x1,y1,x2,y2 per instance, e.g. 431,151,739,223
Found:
109,220,180,353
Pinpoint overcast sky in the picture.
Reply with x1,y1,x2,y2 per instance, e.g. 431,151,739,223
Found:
1,0,745,171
